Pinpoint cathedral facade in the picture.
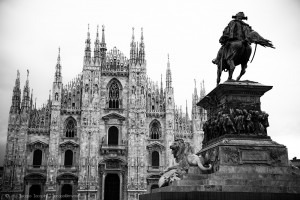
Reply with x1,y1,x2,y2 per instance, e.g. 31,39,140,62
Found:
1,26,206,200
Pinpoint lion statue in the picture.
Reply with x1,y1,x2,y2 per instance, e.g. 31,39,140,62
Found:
158,138,212,187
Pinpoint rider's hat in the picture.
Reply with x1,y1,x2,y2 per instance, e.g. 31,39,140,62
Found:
232,12,248,20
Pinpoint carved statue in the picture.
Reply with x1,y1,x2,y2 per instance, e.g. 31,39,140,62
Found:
234,109,245,134
213,12,274,85
203,108,269,143
158,139,212,187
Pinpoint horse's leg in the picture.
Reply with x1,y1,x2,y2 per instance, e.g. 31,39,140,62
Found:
227,60,235,80
236,63,247,81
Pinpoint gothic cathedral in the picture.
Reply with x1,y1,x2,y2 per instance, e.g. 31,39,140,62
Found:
1,26,207,200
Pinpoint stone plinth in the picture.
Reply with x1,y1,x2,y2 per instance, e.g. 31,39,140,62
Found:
197,81,273,148
140,81,300,200
196,80,272,119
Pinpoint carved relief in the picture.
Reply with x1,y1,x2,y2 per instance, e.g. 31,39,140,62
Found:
203,147,220,172
222,147,239,164
203,109,269,144
106,160,120,169
27,141,48,152
269,148,286,164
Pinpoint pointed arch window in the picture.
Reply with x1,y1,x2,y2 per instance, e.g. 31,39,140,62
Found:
65,117,77,138
141,86,144,95
150,120,161,139
109,82,120,109
94,84,99,94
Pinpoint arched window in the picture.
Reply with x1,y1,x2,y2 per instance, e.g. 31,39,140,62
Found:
152,98,155,111
109,82,120,109
65,117,77,138
55,92,59,101
85,84,89,93
150,120,161,139
94,84,99,94
33,149,42,168
152,151,159,168
108,126,118,145
64,150,73,167
141,86,144,95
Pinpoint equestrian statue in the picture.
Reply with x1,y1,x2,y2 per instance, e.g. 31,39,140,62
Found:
213,12,275,85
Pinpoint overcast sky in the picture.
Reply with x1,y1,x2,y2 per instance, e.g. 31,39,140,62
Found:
0,0,299,165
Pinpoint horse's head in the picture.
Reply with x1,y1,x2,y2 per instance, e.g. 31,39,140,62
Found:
247,31,275,48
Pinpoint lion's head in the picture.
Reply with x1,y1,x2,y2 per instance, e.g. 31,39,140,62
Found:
170,139,193,163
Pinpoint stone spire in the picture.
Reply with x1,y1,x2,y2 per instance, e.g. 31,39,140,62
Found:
100,25,107,62
21,70,30,113
10,70,21,114
192,79,199,119
130,27,136,62
200,80,206,99
199,79,207,119
94,25,101,63
139,27,145,63
186,100,189,120
194,79,198,100
136,41,139,62
30,89,33,110
54,47,62,83
166,54,173,91
160,74,164,99
84,24,91,64
193,79,199,107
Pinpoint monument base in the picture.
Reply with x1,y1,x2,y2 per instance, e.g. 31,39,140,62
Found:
140,81,300,200
140,137,300,200
140,136,300,200
140,191,300,200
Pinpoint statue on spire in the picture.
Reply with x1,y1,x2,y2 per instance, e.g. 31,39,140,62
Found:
212,12,274,85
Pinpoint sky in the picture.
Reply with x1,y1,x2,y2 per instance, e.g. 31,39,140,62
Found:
0,0,299,166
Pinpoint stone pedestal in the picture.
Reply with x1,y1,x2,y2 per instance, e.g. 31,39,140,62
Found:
140,81,300,200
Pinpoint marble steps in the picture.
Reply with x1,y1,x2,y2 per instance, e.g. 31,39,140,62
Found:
173,178,300,187
184,172,300,181
156,184,300,193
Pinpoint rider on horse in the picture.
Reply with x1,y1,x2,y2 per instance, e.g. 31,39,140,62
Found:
212,12,253,66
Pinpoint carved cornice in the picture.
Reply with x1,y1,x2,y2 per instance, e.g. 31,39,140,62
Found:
102,113,126,121
59,140,79,150
101,71,129,77
60,108,81,115
100,145,126,156
146,112,166,118
146,141,165,151
27,140,49,151
56,173,78,182
104,108,124,114
98,158,127,170
28,127,50,135
24,173,47,181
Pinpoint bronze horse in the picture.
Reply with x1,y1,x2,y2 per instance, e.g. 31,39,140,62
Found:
216,31,275,85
